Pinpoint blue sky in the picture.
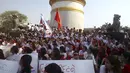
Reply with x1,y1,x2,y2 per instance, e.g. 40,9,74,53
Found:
0,0,130,28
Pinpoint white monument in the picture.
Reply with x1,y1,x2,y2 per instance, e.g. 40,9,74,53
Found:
49,0,86,30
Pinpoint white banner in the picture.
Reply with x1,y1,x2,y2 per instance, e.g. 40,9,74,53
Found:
0,60,19,73
39,60,95,73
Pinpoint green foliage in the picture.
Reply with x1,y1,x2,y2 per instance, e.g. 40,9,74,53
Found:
0,11,27,31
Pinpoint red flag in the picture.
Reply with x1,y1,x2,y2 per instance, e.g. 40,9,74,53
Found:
55,9,62,30
40,16,47,30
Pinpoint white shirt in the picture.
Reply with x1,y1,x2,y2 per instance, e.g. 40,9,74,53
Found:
103,39,108,44
99,65,106,73
100,65,106,73
19,48,23,54
100,65,113,73
65,47,70,52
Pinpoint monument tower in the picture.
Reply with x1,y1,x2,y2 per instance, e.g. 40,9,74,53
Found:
49,0,86,29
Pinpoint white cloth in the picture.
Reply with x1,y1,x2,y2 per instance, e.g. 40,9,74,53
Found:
99,65,113,73
65,47,70,52
100,65,106,73
83,52,88,59
85,53,97,65
6,54,20,61
19,48,23,54
103,39,108,44
79,50,84,55
61,53,67,59
96,35,103,40
48,49,52,54
32,51,38,55
0,45,14,57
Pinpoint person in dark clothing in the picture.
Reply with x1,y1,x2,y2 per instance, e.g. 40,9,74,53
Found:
45,63,63,73
51,48,61,60
39,48,47,60
19,55,32,73
0,49,5,59
22,47,33,54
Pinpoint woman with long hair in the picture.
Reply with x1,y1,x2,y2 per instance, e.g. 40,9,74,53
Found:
39,48,48,60
19,55,32,73
100,55,122,73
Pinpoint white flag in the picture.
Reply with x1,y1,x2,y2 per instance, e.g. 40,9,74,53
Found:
40,14,52,37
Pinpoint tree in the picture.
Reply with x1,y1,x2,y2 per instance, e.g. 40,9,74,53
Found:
101,22,112,32
122,26,129,32
101,22,110,30
0,11,27,32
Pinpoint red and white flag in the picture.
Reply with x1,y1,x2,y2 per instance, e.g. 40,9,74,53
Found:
40,14,52,37
40,14,47,30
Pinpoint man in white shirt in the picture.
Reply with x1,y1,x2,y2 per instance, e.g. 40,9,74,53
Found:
6,46,20,61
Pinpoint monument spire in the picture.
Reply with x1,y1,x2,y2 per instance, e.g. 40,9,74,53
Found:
49,0,86,29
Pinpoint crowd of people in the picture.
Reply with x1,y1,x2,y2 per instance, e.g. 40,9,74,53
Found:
0,26,130,73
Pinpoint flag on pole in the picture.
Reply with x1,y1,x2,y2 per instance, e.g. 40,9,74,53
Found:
55,9,62,30
40,14,52,37
40,14,47,30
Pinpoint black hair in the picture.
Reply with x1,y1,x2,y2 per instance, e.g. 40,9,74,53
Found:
48,44,52,49
20,55,32,73
60,46,66,53
11,46,19,54
39,48,47,60
51,48,61,60
45,63,63,73
83,46,87,51
0,49,5,59
127,56,130,64
23,47,33,54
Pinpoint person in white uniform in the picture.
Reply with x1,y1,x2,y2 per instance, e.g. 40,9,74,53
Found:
6,46,20,61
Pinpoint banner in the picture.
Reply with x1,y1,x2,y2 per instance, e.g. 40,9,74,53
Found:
39,60,95,73
0,60,19,73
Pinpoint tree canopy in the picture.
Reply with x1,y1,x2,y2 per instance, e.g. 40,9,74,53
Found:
0,11,27,31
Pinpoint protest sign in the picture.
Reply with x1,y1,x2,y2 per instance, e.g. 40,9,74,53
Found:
0,60,19,73
39,60,95,73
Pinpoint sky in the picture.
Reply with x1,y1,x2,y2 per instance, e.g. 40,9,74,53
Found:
0,0,130,28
